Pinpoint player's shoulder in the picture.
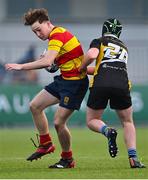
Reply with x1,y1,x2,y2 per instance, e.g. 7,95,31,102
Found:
90,37,102,48
91,37,101,44
113,38,128,51
56,26,67,32
50,26,67,36
104,36,128,50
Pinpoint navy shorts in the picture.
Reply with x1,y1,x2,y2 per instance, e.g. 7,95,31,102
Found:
87,87,132,110
45,75,89,110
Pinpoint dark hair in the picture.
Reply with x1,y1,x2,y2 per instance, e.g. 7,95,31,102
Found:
23,8,49,25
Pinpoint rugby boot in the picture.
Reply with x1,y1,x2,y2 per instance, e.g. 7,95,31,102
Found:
27,142,55,161
49,158,75,169
107,128,118,158
129,157,146,168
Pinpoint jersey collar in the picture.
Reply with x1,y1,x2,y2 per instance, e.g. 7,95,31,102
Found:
104,34,119,39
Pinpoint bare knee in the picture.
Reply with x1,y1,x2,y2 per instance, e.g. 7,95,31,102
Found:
54,122,65,133
54,117,65,132
116,107,133,126
122,119,134,128
54,109,72,132
54,120,60,131
119,115,134,127
29,100,41,114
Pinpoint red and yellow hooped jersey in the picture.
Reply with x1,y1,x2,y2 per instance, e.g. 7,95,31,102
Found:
48,27,86,80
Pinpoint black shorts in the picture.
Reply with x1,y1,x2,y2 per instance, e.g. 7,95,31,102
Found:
87,87,132,110
45,75,89,110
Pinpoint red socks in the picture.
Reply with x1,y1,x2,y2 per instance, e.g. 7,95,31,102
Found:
40,134,73,159
40,134,52,145
61,150,73,159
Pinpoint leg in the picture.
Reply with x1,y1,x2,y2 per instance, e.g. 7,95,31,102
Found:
27,89,59,161
116,106,145,168
86,87,115,136
49,76,88,168
87,107,118,158
29,89,59,135
116,106,136,149
49,106,75,168
54,106,74,152
86,107,105,132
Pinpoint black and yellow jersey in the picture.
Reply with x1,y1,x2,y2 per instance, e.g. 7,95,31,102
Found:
90,35,130,89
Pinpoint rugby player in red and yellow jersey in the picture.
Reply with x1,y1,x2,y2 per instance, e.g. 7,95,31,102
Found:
5,8,88,168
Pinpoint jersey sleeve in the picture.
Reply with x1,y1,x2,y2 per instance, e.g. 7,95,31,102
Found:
48,33,64,52
89,38,101,49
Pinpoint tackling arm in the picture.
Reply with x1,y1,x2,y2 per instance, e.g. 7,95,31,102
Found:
79,48,99,74
87,66,95,75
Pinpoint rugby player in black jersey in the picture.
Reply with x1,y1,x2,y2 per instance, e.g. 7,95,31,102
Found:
80,18,145,168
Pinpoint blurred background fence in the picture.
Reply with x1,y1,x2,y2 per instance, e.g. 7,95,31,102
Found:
0,0,148,127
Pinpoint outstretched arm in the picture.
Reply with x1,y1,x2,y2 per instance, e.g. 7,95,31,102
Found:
5,50,58,71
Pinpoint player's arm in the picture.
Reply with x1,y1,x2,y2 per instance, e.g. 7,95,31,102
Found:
87,66,95,75
5,50,58,71
79,47,99,74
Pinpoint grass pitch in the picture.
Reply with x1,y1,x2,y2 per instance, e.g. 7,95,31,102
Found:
0,127,148,179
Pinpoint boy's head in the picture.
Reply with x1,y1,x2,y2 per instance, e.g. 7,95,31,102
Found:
24,8,49,25
102,18,122,38
24,8,52,40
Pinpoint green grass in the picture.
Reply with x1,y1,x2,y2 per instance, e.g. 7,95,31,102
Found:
0,127,148,179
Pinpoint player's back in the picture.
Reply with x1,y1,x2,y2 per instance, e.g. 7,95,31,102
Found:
92,35,129,89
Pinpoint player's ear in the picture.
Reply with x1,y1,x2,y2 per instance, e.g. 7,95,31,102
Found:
47,21,51,27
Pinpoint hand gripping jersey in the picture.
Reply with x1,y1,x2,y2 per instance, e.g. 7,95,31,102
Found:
48,27,86,80
89,35,130,90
